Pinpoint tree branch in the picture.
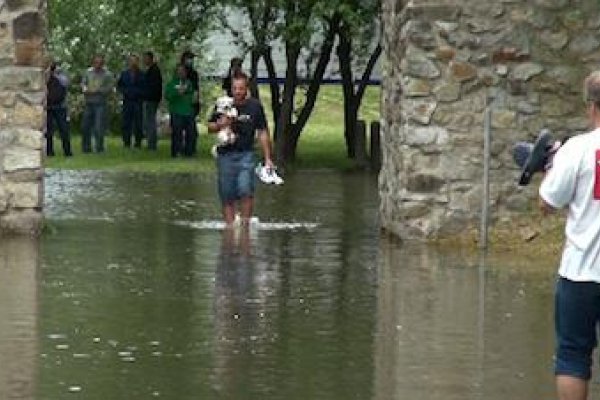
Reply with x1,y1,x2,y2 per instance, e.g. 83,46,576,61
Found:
293,13,340,136
355,43,381,108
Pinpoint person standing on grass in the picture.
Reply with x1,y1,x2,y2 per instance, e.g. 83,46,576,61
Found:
165,64,195,158
208,71,275,226
45,60,72,157
180,50,200,156
539,70,600,400
81,54,113,153
117,54,145,149
142,51,162,151
221,57,243,97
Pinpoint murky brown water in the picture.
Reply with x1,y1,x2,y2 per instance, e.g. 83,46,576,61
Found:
0,170,597,399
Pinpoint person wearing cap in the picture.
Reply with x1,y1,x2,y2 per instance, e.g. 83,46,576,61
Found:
207,71,274,226
180,50,200,156
142,51,162,151
539,70,600,400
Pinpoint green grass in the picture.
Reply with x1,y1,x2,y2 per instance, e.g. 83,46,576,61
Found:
45,85,381,173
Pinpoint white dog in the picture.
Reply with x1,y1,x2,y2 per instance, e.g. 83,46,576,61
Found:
211,96,238,158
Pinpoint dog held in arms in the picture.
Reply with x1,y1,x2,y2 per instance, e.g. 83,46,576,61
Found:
211,96,238,158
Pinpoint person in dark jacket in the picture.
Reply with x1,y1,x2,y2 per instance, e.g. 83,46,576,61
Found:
221,57,243,97
117,54,145,148
142,51,162,150
45,60,73,157
180,50,200,156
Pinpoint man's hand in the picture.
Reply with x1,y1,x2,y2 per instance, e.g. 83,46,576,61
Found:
264,157,275,170
539,197,556,216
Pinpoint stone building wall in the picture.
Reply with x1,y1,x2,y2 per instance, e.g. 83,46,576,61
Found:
380,0,600,239
0,0,46,235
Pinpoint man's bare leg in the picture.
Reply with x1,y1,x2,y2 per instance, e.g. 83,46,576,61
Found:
557,375,588,400
223,202,236,226
240,196,254,225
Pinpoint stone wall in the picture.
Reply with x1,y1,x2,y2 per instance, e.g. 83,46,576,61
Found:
0,0,46,235
380,0,600,239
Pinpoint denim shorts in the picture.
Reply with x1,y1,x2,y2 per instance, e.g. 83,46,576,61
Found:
555,277,600,380
217,151,255,204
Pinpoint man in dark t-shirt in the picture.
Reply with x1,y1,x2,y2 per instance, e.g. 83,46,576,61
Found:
208,72,274,225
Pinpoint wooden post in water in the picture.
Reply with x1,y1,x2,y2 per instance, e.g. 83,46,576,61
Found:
370,121,382,172
479,107,492,250
355,120,368,169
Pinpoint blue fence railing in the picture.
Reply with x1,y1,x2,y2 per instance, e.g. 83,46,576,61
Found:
206,76,381,86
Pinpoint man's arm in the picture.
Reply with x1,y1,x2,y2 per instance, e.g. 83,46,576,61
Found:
539,140,577,215
539,196,556,215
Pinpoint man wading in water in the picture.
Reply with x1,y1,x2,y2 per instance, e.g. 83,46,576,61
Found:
207,72,274,226
540,71,600,400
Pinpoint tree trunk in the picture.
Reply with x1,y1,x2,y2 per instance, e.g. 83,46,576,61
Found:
293,13,340,135
355,44,382,113
263,48,281,139
278,14,340,164
249,49,260,99
276,45,300,166
337,29,357,158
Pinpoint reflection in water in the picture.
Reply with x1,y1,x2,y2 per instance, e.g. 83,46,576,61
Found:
41,170,379,400
0,238,38,400
374,242,600,400
41,170,597,399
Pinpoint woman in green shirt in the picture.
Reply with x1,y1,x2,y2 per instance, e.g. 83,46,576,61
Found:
165,64,195,157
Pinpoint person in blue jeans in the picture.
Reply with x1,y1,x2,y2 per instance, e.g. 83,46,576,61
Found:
142,51,162,151
117,54,145,148
45,61,72,157
540,71,600,400
81,55,113,153
208,71,274,225
165,64,195,158
181,50,200,156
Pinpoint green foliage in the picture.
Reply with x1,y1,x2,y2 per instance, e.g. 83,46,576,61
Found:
48,0,218,75
48,0,221,132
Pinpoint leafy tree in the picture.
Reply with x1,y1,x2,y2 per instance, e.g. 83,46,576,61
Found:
332,0,381,158
47,0,218,76
215,0,380,165
216,0,343,165
47,0,219,129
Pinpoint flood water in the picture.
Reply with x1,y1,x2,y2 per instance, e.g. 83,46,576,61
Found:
0,169,598,399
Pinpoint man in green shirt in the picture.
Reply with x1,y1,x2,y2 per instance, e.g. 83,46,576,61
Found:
165,64,195,158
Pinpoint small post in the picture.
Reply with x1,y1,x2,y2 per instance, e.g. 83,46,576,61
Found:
370,121,382,172
480,106,492,250
355,120,368,168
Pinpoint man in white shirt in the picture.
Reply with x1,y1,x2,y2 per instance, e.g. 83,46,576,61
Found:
540,71,600,400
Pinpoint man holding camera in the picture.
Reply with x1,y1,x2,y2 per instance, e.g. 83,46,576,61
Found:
540,71,600,400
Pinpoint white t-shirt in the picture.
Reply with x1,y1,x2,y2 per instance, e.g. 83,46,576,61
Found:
540,128,600,282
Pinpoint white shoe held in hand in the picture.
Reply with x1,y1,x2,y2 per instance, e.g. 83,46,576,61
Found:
255,163,284,185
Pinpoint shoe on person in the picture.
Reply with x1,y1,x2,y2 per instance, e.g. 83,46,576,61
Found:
515,129,552,186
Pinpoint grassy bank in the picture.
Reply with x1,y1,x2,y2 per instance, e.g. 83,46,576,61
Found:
45,85,381,173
